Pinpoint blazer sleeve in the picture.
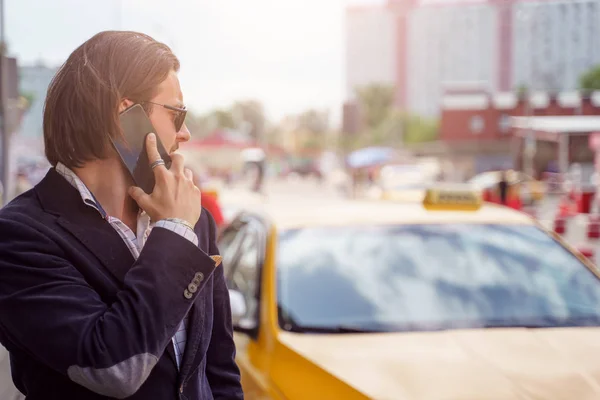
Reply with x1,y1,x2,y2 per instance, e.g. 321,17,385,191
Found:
204,211,244,399
0,217,218,399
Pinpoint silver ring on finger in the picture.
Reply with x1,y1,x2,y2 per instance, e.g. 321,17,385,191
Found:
150,159,166,170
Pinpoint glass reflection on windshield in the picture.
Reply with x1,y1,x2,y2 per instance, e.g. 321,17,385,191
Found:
276,224,600,333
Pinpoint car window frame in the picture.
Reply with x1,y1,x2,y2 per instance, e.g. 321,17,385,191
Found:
218,221,247,278
220,214,268,339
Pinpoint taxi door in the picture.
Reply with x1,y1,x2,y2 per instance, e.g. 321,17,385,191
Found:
220,216,277,399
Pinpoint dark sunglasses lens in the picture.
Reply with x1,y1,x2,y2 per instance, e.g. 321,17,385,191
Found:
175,111,186,132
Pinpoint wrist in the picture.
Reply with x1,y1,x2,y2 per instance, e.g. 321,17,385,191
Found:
161,217,195,231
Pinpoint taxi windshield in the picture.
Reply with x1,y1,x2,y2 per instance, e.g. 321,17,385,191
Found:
277,224,600,333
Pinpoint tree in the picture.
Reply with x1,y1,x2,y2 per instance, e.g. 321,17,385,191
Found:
297,109,330,151
361,111,438,146
579,65,600,91
184,108,237,139
184,111,213,139
355,84,395,130
297,109,329,135
231,100,265,141
403,114,438,144
20,91,35,109
516,83,528,97
209,109,237,130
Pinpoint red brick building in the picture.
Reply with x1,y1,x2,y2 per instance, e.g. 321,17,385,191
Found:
439,91,600,179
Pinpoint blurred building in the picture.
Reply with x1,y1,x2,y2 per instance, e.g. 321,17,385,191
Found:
512,1,600,93
17,63,58,153
346,0,600,117
341,101,362,136
405,1,498,116
345,5,398,103
0,63,57,196
439,90,600,178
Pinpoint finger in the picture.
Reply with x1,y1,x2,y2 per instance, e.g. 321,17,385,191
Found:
145,133,164,167
128,186,151,209
184,168,193,181
170,153,185,174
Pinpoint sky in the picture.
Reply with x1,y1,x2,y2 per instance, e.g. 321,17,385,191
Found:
6,0,385,125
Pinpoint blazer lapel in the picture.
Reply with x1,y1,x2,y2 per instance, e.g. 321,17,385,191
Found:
35,168,134,282
56,217,134,282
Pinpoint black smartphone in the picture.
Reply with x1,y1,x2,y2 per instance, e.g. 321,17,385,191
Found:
112,104,172,194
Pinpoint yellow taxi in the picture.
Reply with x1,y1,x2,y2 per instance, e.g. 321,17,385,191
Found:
220,189,600,400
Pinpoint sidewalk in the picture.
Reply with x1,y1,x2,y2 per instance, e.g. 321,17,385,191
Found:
0,346,23,400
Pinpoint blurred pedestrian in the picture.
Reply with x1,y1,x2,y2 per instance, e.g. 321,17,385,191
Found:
498,170,510,205
253,159,265,193
0,31,242,400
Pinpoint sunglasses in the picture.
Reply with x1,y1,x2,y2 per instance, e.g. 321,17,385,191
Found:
142,101,187,132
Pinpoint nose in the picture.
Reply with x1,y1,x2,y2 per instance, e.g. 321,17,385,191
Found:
177,123,191,143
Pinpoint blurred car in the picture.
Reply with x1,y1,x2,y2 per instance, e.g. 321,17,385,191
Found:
282,158,322,180
366,164,435,201
468,170,545,206
220,189,600,399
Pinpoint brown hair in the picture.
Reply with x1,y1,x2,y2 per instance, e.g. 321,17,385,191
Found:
43,31,180,168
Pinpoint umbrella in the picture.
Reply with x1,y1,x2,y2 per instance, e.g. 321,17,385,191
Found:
346,146,396,169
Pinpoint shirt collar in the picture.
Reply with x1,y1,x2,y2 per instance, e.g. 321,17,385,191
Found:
55,162,107,218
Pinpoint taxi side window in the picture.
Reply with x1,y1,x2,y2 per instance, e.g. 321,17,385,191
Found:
218,225,246,278
225,223,263,331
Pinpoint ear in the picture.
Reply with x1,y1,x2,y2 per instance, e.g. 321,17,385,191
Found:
118,98,134,113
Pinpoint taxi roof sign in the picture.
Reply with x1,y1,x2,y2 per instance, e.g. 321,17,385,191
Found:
423,188,482,211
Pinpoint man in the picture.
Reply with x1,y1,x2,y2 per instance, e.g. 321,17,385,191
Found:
0,31,243,399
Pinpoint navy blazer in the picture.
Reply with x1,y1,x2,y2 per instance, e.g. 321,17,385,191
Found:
0,169,243,400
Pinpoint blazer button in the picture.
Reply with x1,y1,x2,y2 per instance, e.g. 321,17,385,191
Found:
194,272,204,282
188,283,198,294
183,289,193,299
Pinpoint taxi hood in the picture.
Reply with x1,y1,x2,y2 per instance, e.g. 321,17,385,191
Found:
278,328,600,400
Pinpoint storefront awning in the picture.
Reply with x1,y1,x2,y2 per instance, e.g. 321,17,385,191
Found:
512,116,600,138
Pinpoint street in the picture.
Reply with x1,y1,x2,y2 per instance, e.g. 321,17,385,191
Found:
221,177,563,223
0,346,22,400
219,179,598,262
219,177,344,220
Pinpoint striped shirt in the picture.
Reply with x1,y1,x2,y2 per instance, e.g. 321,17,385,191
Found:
55,163,197,369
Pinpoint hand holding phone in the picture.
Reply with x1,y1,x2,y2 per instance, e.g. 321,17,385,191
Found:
128,134,202,227
113,104,172,194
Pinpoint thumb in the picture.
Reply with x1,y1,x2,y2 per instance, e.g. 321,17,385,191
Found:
128,186,150,208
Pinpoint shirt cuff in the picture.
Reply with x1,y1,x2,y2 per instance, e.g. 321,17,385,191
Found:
154,219,199,247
